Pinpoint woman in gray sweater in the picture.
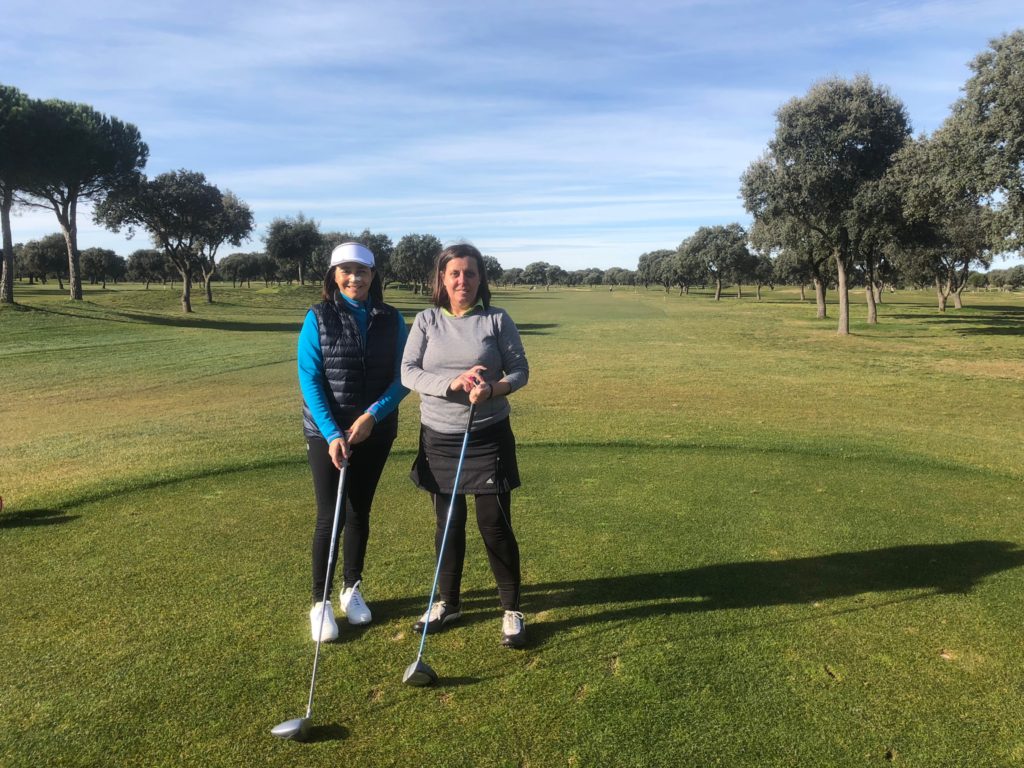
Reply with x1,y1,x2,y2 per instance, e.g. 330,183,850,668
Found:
400,243,530,648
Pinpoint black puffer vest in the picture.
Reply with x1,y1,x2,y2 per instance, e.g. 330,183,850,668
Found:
301,298,400,445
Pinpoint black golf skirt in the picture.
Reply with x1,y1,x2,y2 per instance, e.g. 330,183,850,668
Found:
411,417,521,495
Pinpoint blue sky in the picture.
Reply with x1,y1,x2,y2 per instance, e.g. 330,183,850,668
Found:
3,0,1022,270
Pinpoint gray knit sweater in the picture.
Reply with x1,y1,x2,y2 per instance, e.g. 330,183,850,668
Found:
401,305,529,433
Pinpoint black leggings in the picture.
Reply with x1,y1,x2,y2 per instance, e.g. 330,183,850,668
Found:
307,435,392,602
433,492,520,611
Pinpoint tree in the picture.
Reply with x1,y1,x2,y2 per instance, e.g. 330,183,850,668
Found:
19,233,68,288
522,261,552,287
741,76,910,334
635,252,674,290
21,98,148,301
503,267,524,286
668,244,706,295
889,132,998,311
80,247,119,288
545,264,567,288
1,85,37,304
392,234,442,293
197,190,254,303
750,252,775,301
482,255,504,285
126,248,167,289
749,215,833,317
683,224,749,301
945,29,1024,258
264,213,321,286
96,169,222,313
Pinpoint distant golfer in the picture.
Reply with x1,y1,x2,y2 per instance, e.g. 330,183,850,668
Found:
297,242,408,641
401,243,530,648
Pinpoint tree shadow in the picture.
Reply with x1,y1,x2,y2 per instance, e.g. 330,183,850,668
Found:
517,323,558,335
370,541,1024,648
0,508,79,529
510,540,1024,645
110,310,300,333
886,306,1024,336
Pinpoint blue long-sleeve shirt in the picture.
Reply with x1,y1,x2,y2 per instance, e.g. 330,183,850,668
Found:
297,295,409,443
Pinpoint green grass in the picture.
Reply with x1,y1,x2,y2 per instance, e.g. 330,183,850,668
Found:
1,281,1023,766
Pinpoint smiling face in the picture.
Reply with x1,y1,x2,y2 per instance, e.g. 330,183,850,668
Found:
333,262,373,302
442,256,481,315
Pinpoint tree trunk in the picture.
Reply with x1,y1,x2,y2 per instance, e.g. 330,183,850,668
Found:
180,267,193,313
1,190,14,304
799,284,806,302
756,283,762,301
935,275,947,312
834,251,850,335
205,274,214,303
865,283,877,324
813,277,827,319
736,283,742,299
873,281,883,304
714,276,722,301
50,197,84,301
953,284,965,309
55,206,83,300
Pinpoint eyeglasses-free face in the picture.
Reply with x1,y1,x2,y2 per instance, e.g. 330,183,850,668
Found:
442,256,481,315
334,263,373,302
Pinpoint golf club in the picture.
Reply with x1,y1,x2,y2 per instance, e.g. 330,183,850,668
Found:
272,456,349,740
403,403,477,686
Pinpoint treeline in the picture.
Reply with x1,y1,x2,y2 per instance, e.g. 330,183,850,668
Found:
633,29,1024,334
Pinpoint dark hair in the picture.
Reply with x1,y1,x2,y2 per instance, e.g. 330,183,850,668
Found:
322,247,384,304
431,243,491,310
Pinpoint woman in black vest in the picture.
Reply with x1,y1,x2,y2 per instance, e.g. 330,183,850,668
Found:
297,242,409,641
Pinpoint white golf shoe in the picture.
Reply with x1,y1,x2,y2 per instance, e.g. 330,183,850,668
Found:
338,581,372,625
309,600,339,642
502,610,526,648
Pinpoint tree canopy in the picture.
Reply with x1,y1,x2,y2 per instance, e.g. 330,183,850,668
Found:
20,97,148,301
741,75,910,333
96,169,228,312
264,213,321,286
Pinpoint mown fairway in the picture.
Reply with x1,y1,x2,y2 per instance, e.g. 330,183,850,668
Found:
1,282,1022,767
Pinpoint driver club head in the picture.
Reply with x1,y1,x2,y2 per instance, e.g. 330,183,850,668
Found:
271,716,311,741
402,659,438,686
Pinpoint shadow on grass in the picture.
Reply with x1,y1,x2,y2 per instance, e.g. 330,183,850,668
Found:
508,540,1024,645
517,323,559,335
109,310,301,333
303,723,349,742
368,541,1024,649
29,457,304,515
886,306,1024,336
0,508,79,529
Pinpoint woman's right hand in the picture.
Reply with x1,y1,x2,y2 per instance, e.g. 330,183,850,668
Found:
328,434,351,469
449,365,487,394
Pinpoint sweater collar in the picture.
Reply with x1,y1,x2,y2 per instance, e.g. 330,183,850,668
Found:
442,299,484,318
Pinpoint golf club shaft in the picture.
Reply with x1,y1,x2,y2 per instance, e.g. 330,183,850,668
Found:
305,458,348,717
415,403,476,661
